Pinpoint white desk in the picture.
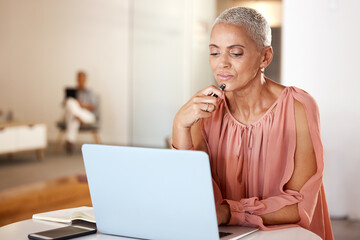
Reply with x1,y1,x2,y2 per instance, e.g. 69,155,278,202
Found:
0,219,321,240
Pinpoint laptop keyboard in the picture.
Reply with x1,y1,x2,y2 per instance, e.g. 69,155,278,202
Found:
219,231,233,238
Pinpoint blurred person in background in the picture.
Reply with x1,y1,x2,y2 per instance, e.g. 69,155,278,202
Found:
172,7,333,240
64,71,97,153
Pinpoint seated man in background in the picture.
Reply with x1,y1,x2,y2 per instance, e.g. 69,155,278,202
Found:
64,71,97,153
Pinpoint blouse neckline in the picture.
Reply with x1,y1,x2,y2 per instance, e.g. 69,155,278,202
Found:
223,87,289,127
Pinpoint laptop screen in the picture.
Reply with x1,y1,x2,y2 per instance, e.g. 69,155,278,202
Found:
65,88,77,99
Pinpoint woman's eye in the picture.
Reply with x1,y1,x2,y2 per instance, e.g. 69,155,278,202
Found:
231,53,243,57
210,52,219,56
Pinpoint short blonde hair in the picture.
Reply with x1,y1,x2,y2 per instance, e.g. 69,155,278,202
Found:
214,7,272,49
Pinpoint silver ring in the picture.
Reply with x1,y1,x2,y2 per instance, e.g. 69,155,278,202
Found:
205,103,209,112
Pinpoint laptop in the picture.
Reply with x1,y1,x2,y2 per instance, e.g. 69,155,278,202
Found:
65,88,77,99
82,144,258,240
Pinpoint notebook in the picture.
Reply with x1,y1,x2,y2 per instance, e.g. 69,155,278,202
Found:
81,144,258,240
32,206,95,224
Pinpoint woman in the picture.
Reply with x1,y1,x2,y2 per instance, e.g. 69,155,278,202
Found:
172,7,333,240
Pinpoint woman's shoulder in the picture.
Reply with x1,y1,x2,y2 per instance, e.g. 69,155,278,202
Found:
286,86,319,111
267,79,317,104
266,79,320,120
266,77,318,109
283,86,321,128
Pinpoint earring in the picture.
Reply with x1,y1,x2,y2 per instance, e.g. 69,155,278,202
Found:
260,67,265,73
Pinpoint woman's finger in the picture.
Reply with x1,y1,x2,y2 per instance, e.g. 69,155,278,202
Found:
197,85,224,98
193,95,220,104
193,103,214,119
190,96,220,117
192,97,220,112
200,102,216,113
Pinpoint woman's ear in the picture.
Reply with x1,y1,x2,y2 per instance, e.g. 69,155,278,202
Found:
260,46,273,69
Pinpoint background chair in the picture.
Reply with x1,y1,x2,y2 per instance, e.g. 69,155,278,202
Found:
54,96,101,152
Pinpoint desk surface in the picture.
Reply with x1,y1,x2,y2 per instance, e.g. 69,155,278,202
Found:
0,219,321,240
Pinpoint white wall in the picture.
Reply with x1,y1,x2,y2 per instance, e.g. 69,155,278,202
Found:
283,0,360,219
131,0,216,147
0,0,130,144
191,0,217,94
0,0,217,148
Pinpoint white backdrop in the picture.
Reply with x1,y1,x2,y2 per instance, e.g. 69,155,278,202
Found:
0,0,131,144
0,0,216,147
131,0,216,147
283,0,360,219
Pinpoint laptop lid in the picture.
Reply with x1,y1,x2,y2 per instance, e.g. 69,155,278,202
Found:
65,88,77,99
82,144,219,240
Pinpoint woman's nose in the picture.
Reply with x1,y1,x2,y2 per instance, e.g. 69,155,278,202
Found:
218,55,231,68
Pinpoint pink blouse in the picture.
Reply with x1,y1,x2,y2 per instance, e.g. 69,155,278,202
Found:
202,87,333,240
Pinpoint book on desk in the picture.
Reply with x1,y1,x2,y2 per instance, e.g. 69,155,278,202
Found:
32,206,95,224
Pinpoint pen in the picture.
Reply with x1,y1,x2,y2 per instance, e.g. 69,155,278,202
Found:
210,84,226,98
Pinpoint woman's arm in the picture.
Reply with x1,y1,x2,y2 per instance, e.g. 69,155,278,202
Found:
172,86,226,224
261,99,317,225
172,121,193,150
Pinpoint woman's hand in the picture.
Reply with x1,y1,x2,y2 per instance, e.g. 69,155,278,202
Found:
173,85,224,129
216,204,231,225
172,85,223,150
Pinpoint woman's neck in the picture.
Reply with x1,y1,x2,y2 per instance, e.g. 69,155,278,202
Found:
226,75,273,124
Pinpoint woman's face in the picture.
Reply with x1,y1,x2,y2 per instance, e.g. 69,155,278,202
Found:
209,23,263,92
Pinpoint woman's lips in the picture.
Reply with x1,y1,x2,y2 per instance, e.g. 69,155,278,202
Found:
217,73,234,80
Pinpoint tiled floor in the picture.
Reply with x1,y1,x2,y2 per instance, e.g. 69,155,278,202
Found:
0,143,360,239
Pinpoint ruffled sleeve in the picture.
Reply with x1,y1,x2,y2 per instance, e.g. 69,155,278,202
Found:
291,87,324,228
222,190,304,228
